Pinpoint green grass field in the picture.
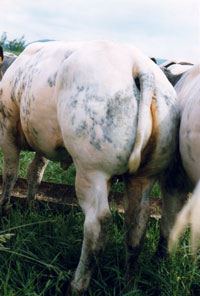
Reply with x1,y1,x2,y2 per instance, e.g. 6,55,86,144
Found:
0,151,199,295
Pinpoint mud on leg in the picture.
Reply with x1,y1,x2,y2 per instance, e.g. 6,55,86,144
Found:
123,175,155,281
70,168,111,294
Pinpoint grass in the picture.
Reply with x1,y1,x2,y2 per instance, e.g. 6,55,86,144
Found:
0,150,199,295
4,49,22,56
0,204,199,296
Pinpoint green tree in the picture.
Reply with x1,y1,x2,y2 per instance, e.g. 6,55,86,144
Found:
7,35,25,52
0,32,7,47
0,32,25,52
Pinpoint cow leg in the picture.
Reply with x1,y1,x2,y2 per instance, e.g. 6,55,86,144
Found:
1,144,20,207
26,153,49,206
70,168,111,294
158,160,192,257
158,189,187,256
158,179,190,257
123,175,155,282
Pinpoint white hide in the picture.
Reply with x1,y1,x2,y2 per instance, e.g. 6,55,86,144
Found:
169,181,200,253
168,64,200,253
0,41,177,174
0,40,178,293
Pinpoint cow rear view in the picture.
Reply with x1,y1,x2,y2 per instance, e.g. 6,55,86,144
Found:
0,40,179,294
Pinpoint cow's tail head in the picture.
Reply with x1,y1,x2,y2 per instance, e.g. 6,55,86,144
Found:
168,180,200,256
128,70,154,173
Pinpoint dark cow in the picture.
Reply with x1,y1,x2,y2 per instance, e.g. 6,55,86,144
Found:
0,40,179,293
0,46,3,63
0,51,17,80
0,46,17,80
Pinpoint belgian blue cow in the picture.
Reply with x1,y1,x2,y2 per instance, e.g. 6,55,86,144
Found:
0,40,179,293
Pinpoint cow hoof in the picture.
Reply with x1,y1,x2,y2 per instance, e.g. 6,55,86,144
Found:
65,283,86,296
124,274,137,293
65,284,73,296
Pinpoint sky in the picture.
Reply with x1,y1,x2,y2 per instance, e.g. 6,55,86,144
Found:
0,0,199,63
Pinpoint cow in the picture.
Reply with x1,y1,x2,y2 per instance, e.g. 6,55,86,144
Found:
159,62,200,254
0,46,3,63
0,40,179,293
160,60,194,87
0,51,17,80
0,46,4,80
161,60,193,75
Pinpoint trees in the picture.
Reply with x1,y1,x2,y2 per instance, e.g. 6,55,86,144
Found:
0,32,25,52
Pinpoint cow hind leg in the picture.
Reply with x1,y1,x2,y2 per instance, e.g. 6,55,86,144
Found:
1,144,20,208
158,159,191,257
168,181,200,254
123,175,155,283
70,168,111,294
26,153,49,206
158,185,189,257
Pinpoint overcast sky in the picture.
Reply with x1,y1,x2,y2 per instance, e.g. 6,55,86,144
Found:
0,0,199,62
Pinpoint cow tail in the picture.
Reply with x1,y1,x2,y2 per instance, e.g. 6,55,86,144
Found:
168,180,200,255
128,71,154,173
